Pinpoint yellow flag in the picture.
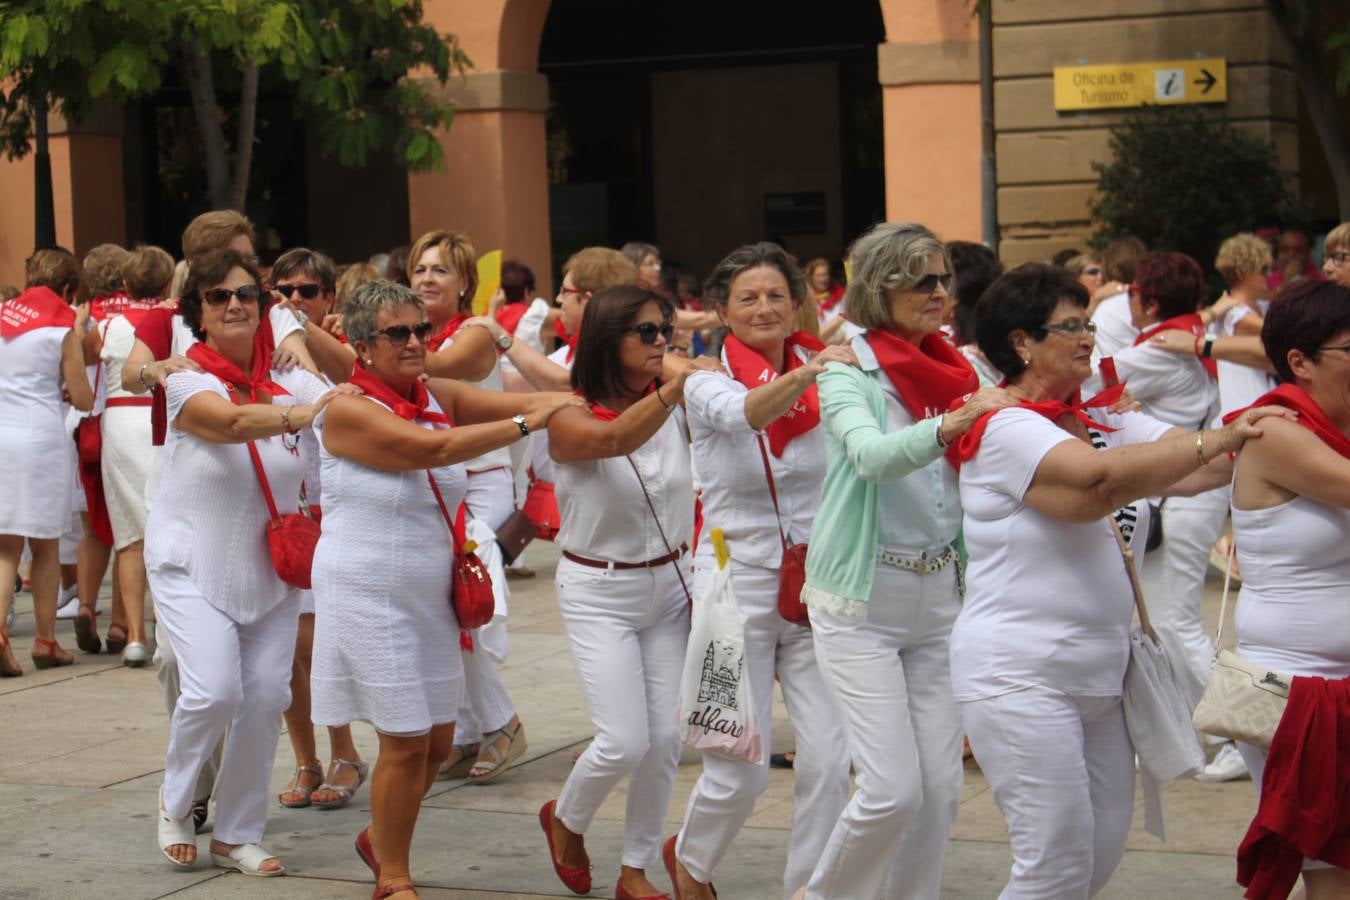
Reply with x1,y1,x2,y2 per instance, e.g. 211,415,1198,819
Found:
472,250,503,316
843,258,851,284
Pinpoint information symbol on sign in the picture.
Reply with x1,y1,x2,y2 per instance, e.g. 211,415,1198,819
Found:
1155,68,1184,100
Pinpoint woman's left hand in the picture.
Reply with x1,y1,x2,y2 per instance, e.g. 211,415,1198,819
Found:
805,344,860,377
1217,404,1299,452
271,347,301,371
1149,328,1198,355
464,315,505,342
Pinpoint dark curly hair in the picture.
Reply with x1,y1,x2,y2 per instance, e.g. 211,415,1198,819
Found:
975,262,1089,381
179,249,266,342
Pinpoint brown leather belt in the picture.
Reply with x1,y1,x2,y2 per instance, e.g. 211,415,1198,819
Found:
563,543,688,570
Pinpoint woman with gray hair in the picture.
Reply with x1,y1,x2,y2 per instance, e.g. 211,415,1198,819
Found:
795,223,1013,900
310,279,579,900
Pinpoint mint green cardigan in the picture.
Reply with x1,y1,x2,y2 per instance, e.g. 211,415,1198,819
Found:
802,343,985,618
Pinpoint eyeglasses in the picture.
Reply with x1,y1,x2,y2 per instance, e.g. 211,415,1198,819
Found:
1083,266,1102,277
626,322,674,345
558,285,584,297
1329,251,1349,267
1037,318,1097,338
373,322,434,347
275,282,323,301
203,284,261,306
884,272,953,296
1319,342,1350,354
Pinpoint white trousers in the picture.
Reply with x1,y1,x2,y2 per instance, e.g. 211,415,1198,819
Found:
458,467,517,742
555,557,690,869
676,561,849,898
1140,488,1230,701
154,619,220,803
151,563,299,845
805,563,964,900
961,686,1135,899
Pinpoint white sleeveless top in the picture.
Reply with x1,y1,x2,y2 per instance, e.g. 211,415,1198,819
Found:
0,325,76,537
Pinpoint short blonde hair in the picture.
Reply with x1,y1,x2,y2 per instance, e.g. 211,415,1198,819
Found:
409,229,477,313
1214,233,1272,288
336,262,381,314
844,222,949,331
1326,222,1350,254
563,247,637,294
181,210,255,264
122,245,175,299
83,243,130,296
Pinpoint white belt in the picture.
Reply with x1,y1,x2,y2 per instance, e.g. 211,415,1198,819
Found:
875,543,957,575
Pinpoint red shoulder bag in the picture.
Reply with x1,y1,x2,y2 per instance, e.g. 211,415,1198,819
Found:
427,472,495,630
758,436,809,626
242,438,320,590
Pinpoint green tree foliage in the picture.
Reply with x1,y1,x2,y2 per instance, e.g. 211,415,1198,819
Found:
1090,106,1294,275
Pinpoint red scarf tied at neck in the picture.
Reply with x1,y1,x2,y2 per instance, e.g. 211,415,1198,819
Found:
724,331,825,457
1,286,76,337
184,313,289,401
866,328,979,421
1135,312,1217,379
947,382,1128,469
1223,382,1350,459
427,313,471,353
347,361,450,426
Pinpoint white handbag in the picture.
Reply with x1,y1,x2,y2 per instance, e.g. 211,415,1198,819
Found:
1191,543,1290,751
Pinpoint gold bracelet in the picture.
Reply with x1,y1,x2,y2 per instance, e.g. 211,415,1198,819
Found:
281,406,297,434
1195,431,1207,466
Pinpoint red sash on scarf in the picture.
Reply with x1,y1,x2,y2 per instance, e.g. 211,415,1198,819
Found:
135,307,176,447
1222,383,1350,459
1135,312,1217,378
866,328,979,422
184,315,288,402
427,313,470,353
347,361,450,425
723,331,824,457
947,383,1128,469
89,293,154,323
0,286,76,338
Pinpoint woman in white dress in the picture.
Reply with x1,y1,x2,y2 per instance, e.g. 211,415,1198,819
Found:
313,279,578,900
0,249,94,675
149,249,345,876
542,285,720,900
98,245,175,667
1227,279,1350,898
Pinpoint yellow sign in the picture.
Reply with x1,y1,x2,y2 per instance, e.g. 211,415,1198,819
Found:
1053,58,1226,111
471,249,502,316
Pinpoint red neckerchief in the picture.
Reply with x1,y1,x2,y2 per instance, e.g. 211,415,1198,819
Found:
1135,311,1217,379
495,303,527,335
184,314,288,402
1223,382,1350,459
135,306,177,447
723,331,824,457
817,284,846,313
427,313,470,353
1,286,76,337
551,317,579,363
103,297,158,330
584,382,656,421
866,328,979,421
347,361,451,425
89,293,148,323
947,382,1127,469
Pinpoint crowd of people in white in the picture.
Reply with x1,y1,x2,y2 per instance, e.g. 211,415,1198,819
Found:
1,210,1349,900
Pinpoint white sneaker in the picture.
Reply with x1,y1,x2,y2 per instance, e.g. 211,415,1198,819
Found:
55,590,99,620
122,642,148,668
1195,742,1250,782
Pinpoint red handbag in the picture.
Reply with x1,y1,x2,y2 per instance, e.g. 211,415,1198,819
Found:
521,475,561,540
74,363,102,464
758,437,809,626
428,472,495,631
243,439,320,589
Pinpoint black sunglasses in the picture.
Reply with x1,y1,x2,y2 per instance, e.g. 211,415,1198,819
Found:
374,322,434,347
627,322,674,345
203,284,261,306
275,282,323,300
884,272,954,295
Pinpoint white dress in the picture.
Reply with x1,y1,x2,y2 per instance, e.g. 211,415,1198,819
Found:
99,315,154,549
309,394,468,735
0,325,76,538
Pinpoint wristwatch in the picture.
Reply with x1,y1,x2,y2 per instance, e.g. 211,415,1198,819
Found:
496,332,514,353
934,414,950,449
512,414,529,437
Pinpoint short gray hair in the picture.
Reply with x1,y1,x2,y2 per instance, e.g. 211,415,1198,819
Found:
844,222,950,331
343,279,424,345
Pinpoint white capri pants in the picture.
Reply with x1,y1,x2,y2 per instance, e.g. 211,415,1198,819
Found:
555,556,690,870
155,619,221,804
805,561,963,900
676,560,849,898
151,563,300,846
458,467,517,743
961,685,1135,899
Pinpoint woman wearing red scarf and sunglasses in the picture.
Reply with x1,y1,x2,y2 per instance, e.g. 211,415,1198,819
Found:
793,223,1013,900
662,243,853,900
947,263,1282,898
313,280,579,900
148,249,351,877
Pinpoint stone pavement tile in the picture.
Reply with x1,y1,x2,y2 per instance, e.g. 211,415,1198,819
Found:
0,859,221,900
165,876,559,899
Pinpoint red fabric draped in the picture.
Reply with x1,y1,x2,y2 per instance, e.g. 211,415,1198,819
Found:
1135,312,1217,378
723,331,824,457
347,361,450,425
947,383,1128,469
184,314,288,402
495,303,528,335
866,328,979,421
427,313,470,353
0,286,76,337
1222,382,1350,459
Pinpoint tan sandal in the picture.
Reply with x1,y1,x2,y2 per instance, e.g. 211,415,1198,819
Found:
468,721,527,784
435,743,480,780
278,764,323,808
312,758,369,810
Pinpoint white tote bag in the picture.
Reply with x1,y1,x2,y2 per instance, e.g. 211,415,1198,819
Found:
677,532,762,763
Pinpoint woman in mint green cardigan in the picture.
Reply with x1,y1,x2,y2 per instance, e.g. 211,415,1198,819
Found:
796,223,1012,900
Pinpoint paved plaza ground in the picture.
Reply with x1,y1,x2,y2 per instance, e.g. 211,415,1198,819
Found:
0,542,1255,899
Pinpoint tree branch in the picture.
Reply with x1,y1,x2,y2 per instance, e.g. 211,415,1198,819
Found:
228,59,259,213
181,36,232,211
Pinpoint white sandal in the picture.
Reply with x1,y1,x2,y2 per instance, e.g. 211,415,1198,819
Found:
158,794,197,868
210,842,285,877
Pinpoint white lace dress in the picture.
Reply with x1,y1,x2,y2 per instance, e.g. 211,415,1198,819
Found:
309,394,467,734
0,325,76,538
